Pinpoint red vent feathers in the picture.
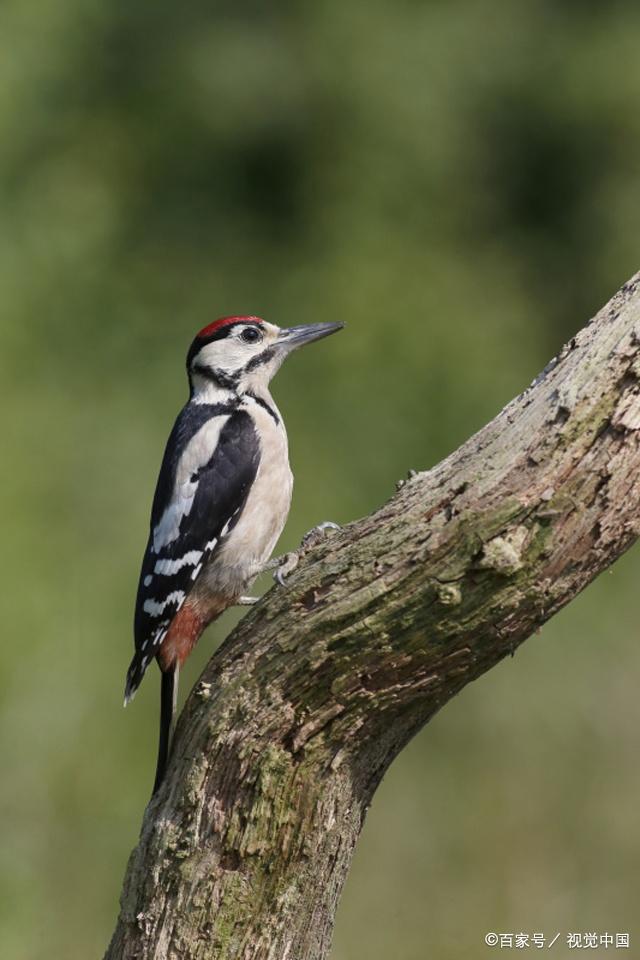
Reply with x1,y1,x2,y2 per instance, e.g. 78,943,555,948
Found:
195,316,263,339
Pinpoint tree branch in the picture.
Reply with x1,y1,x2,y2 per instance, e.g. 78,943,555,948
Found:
106,272,640,960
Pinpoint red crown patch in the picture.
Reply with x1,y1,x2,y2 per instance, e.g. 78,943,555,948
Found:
195,316,263,339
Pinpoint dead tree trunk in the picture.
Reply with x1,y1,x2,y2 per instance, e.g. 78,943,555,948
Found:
106,272,640,960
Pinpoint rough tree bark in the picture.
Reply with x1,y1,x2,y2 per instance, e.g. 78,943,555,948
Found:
106,273,640,960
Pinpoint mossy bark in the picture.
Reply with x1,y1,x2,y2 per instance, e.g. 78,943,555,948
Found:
106,272,640,960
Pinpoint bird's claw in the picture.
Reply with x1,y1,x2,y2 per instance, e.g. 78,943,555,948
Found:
273,552,300,586
271,521,340,586
300,520,340,549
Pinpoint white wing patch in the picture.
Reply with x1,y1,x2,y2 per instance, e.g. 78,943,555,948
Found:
143,590,186,618
152,416,230,553
154,550,203,576
152,485,198,554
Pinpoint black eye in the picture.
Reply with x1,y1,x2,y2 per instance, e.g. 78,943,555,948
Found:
240,326,261,343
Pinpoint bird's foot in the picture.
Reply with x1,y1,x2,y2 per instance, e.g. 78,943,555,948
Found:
267,521,341,586
236,595,260,606
273,552,301,586
299,520,340,548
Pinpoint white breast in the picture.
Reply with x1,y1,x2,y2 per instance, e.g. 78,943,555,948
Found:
204,395,293,598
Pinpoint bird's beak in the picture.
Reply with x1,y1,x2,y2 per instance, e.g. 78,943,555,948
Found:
276,322,344,352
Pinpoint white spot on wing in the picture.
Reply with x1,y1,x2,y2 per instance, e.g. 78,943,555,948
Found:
143,590,186,618
154,550,203,576
191,562,203,580
144,575,153,587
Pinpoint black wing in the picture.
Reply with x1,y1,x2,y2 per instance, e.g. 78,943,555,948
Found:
125,406,260,700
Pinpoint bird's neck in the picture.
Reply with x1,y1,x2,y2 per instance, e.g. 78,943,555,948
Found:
190,378,238,406
190,376,277,413
242,381,277,408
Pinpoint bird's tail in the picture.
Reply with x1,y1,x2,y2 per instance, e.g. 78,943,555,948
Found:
152,665,179,796
123,653,146,706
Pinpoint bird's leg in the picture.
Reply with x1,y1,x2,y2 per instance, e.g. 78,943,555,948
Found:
256,552,299,585
266,521,341,586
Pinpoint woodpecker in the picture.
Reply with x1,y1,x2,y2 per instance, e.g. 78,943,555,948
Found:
124,315,343,794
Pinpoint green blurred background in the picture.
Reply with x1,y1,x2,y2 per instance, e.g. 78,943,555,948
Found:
1,2,640,957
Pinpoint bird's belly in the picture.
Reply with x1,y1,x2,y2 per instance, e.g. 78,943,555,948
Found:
203,421,293,598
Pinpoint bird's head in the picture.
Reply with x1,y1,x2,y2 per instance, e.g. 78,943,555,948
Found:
187,316,343,398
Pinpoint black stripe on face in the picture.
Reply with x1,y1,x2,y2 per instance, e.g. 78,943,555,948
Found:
243,347,276,374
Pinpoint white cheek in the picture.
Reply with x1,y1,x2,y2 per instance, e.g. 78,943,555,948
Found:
200,339,251,372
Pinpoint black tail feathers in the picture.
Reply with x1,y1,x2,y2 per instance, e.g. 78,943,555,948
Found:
124,643,157,705
123,654,145,706
152,666,179,796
